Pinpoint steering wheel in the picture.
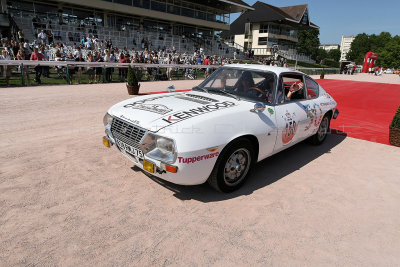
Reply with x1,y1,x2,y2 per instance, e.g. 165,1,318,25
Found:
248,87,267,99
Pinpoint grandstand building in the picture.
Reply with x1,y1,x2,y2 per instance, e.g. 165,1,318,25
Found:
224,1,319,61
4,0,252,55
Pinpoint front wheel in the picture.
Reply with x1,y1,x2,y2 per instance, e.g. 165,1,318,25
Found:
207,138,254,192
310,115,330,145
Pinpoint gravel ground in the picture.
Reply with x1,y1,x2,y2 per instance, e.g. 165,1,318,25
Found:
1,79,399,266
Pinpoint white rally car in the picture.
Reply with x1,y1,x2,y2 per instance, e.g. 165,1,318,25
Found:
103,65,339,192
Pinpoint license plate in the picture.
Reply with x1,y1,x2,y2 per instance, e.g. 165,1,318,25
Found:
116,139,144,159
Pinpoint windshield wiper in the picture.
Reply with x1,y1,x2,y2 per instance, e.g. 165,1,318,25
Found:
192,86,208,93
207,88,240,100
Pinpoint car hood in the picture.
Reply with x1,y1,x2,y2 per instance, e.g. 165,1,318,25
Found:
108,91,243,131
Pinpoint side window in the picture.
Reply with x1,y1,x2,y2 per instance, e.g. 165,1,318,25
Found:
276,74,306,104
305,77,319,99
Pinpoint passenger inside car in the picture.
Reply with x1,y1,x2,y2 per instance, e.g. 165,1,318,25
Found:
276,75,306,103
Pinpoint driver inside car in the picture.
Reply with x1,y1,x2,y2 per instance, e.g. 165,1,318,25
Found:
234,71,255,93
234,71,267,100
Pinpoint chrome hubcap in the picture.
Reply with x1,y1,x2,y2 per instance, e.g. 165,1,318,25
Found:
224,148,251,186
318,117,329,141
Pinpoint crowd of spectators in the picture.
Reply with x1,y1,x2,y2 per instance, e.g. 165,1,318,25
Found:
0,26,288,86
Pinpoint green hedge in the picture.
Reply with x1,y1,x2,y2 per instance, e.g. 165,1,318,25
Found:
321,58,340,68
286,59,330,68
391,105,400,129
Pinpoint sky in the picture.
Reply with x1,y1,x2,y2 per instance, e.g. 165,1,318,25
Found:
230,0,400,44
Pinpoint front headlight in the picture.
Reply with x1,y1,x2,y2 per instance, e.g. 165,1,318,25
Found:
140,133,176,163
103,112,113,127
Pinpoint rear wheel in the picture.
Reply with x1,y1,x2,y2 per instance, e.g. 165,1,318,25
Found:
310,115,330,145
208,138,254,192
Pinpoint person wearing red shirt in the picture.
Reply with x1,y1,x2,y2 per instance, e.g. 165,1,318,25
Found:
30,47,46,84
120,54,131,82
203,57,209,66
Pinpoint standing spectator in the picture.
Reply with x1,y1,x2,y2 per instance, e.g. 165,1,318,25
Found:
17,29,24,43
75,53,85,84
86,53,95,84
118,52,124,81
352,65,356,75
54,51,64,78
94,51,103,83
203,56,209,66
74,46,82,57
120,54,130,82
85,36,92,50
23,40,32,55
103,50,113,82
11,40,19,58
40,47,50,78
0,50,12,86
16,49,31,86
81,36,86,46
30,47,46,84
38,30,47,44
47,30,54,45
65,53,75,84
93,36,99,50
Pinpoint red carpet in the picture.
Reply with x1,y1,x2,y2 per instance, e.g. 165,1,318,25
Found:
317,79,400,145
144,80,400,145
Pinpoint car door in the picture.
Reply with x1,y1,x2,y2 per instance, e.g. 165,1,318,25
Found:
303,75,324,137
273,73,310,153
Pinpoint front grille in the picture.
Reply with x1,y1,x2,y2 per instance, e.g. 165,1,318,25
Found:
111,118,147,149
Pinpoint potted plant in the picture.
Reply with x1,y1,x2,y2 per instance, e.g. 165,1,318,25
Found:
126,65,140,95
320,68,325,79
389,105,400,147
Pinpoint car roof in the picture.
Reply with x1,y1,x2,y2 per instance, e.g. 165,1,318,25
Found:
222,64,302,75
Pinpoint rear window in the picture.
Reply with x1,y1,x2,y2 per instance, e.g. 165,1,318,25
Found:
305,77,319,99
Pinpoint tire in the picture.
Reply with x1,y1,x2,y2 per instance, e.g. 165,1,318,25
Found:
310,114,330,145
207,138,255,193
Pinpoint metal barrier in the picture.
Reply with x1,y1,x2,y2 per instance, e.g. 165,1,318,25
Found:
0,60,221,86
0,60,340,86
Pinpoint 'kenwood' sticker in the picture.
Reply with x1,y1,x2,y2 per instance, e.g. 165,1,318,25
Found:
162,101,236,124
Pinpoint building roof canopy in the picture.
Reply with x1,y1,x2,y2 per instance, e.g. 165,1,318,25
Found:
182,0,253,13
228,1,319,36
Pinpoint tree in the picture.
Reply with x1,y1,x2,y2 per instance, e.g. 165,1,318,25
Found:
379,39,400,68
316,48,328,64
297,28,320,60
347,32,399,66
346,33,370,64
327,49,341,62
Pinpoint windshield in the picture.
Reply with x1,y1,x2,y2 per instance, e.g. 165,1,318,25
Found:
196,67,276,103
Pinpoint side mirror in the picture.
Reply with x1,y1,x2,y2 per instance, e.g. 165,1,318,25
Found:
251,102,266,113
167,85,175,93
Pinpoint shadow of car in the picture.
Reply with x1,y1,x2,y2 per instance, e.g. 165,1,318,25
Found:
131,133,347,202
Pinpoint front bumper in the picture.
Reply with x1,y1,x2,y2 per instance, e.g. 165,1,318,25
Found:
103,128,217,185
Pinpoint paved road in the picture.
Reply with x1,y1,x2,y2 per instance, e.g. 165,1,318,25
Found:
1,82,399,266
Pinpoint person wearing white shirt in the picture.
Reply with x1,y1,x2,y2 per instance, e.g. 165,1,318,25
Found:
38,30,47,44
86,37,92,50
104,50,112,82
0,50,12,86
74,47,82,57
23,41,32,54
